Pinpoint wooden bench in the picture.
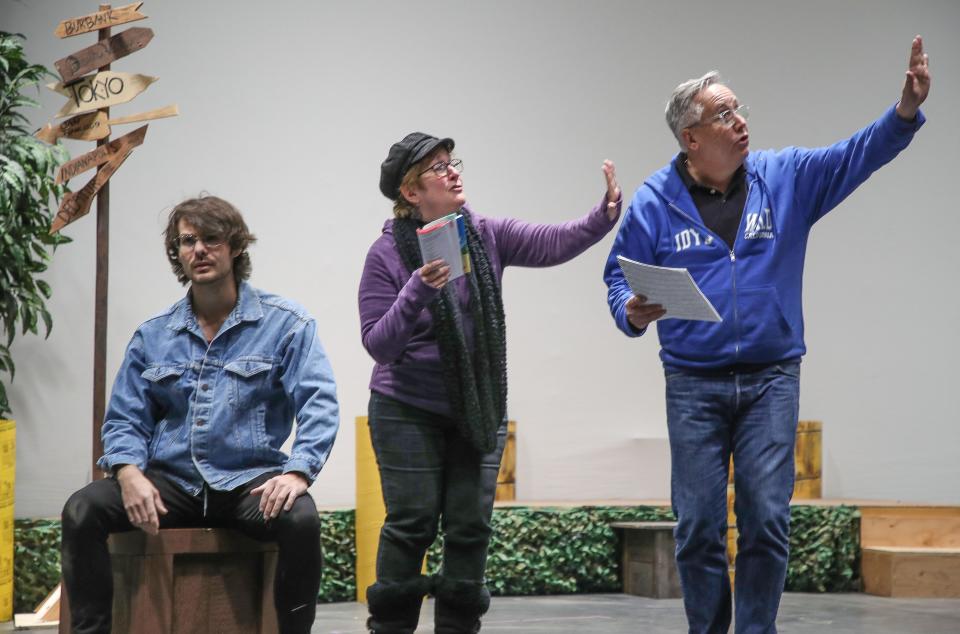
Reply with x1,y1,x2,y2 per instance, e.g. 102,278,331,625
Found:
611,521,681,599
59,528,279,634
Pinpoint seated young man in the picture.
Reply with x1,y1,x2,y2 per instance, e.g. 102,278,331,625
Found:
61,195,340,634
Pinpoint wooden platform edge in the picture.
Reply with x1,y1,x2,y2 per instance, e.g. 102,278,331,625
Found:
13,581,60,629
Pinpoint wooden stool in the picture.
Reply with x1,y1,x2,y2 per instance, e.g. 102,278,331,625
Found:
611,521,682,599
59,528,279,634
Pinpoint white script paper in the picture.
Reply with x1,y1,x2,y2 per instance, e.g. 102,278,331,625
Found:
616,255,722,322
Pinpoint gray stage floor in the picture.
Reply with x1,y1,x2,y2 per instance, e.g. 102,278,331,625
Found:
313,593,960,633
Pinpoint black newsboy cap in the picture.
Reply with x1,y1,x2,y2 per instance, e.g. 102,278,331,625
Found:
379,132,455,200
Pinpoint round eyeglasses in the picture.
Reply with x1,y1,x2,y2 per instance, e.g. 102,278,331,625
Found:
419,158,463,178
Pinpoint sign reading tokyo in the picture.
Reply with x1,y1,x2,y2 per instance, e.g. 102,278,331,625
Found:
48,72,158,118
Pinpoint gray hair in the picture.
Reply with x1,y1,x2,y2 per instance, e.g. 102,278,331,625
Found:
665,71,722,149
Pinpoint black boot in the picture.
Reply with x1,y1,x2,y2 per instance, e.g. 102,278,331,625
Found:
366,575,434,634
433,577,490,634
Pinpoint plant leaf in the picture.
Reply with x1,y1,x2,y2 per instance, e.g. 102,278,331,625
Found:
0,31,70,418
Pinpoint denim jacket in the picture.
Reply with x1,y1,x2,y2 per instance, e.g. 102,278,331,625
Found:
97,282,340,494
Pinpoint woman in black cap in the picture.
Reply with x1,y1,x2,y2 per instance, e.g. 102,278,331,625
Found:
358,132,620,633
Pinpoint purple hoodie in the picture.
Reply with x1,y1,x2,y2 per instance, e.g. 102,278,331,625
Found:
358,196,619,416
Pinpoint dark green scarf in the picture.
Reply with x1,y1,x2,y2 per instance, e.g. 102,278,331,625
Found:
392,209,507,453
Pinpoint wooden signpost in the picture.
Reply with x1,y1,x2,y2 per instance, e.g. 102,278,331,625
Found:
55,124,147,185
52,146,135,233
54,2,147,38
55,27,154,84
35,103,178,143
49,71,159,118
15,5,178,627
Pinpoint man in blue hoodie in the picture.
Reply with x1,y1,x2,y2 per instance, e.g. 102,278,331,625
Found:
604,37,930,633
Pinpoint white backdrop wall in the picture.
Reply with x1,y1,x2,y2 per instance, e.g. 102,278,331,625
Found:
3,0,958,517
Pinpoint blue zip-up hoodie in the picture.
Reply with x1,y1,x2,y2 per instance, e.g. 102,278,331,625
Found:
604,105,924,370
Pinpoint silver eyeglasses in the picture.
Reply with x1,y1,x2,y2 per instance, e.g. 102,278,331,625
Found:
698,104,750,128
419,158,463,178
176,233,225,251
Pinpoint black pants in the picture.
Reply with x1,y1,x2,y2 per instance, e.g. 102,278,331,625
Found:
366,392,507,634
60,470,321,634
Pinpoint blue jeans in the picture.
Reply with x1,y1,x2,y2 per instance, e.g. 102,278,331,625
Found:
366,392,507,634
665,361,800,634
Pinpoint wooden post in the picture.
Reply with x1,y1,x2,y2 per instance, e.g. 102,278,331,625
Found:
91,4,111,480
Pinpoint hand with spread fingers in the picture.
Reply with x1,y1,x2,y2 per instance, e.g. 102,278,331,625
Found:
117,465,168,535
626,294,667,331
250,472,310,520
896,35,931,120
603,160,622,221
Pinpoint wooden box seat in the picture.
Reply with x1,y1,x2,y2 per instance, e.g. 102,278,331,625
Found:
60,527,279,634
611,521,681,599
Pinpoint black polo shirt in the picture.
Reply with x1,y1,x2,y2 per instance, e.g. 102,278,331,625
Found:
674,154,747,249
669,155,798,376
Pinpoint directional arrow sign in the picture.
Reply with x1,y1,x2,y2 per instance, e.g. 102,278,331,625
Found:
56,27,154,84
56,125,147,184
35,111,101,144
52,147,137,234
36,104,178,144
55,2,148,39
49,72,158,118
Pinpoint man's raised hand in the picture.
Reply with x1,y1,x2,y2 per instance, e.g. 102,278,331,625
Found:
897,35,930,120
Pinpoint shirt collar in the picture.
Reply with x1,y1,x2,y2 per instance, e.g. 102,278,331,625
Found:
674,152,746,195
166,281,262,333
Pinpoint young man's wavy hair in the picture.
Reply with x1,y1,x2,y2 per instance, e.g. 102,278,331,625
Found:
163,195,257,286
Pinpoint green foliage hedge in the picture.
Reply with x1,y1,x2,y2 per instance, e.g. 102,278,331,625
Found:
428,506,676,595
11,511,356,613
317,510,355,602
12,504,858,612
785,505,860,592
13,519,60,613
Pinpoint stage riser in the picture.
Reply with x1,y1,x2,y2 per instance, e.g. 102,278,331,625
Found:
861,509,960,549
862,548,960,598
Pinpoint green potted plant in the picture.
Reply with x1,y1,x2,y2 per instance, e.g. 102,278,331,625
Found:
0,31,70,418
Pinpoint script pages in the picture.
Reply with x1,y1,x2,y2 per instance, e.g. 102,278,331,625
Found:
616,255,722,322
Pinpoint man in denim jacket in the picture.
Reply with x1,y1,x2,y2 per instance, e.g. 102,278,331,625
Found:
61,195,340,634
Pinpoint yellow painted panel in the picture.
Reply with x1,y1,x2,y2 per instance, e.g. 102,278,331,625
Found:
0,581,10,624
496,421,516,485
494,483,515,502
0,420,14,621
793,477,822,500
495,420,516,502
795,426,822,480
355,416,385,603
727,526,738,565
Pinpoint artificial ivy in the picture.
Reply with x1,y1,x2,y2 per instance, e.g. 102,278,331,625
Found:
12,510,356,613
12,504,859,612
427,506,676,594
785,505,860,592
317,509,356,602
12,519,60,613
